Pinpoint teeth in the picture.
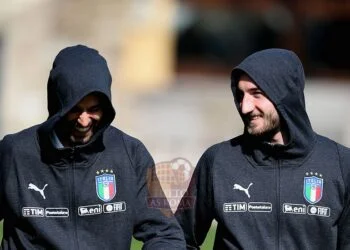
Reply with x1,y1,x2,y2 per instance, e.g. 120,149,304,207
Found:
250,115,261,120
75,126,90,132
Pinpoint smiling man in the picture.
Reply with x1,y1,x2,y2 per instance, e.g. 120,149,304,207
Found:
176,49,350,249
237,73,284,144
55,93,104,147
0,45,185,249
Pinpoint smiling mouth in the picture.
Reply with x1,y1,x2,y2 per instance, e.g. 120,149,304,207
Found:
74,124,92,133
245,114,262,123
249,115,261,121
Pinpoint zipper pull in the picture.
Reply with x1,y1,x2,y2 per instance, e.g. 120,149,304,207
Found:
70,147,75,160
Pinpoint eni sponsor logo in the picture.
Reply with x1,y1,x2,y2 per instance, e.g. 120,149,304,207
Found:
78,204,102,216
283,203,306,215
248,202,272,212
78,202,127,216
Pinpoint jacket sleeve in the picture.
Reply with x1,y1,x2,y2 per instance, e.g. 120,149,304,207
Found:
0,136,13,221
0,139,4,221
129,140,186,250
175,147,215,249
337,144,350,249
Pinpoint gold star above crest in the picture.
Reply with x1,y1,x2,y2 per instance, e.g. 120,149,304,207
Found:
101,169,105,173
96,171,100,175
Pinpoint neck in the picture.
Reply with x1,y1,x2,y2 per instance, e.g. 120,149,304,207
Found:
269,130,287,145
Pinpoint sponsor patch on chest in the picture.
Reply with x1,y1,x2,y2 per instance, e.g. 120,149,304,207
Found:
223,172,331,217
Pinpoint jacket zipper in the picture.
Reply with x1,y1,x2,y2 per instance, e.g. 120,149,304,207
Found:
70,147,79,250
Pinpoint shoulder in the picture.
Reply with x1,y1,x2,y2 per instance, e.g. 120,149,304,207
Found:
1,125,40,153
315,134,339,147
104,126,151,160
201,135,243,161
197,135,243,170
331,140,350,195
314,134,350,157
333,139,350,168
105,126,143,146
315,134,350,182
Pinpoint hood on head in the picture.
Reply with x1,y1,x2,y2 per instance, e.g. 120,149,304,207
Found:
231,48,315,161
39,45,115,144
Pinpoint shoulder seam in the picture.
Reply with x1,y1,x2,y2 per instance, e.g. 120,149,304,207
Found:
337,143,349,201
121,132,141,173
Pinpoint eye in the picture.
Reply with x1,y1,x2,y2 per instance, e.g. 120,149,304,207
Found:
69,106,81,114
235,90,244,102
252,90,264,98
89,105,102,113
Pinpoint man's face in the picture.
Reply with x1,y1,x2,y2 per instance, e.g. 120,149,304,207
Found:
237,74,280,138
64,94,103,146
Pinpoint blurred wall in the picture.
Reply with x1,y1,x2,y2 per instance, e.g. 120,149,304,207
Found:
0,0,349,168
0,0,176,135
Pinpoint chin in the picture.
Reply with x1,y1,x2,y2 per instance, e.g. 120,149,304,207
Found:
70,135,93,145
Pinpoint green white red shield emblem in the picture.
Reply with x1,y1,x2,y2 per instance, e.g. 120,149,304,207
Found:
304,176,323,204
95,173,116,202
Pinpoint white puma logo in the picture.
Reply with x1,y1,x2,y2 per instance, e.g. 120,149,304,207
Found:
28,183,48,200
233,183,253,198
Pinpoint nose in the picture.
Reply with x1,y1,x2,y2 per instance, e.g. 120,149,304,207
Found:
240,95,254,114
77,112,91,127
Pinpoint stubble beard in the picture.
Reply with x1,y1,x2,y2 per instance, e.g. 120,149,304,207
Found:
69,132,93,145
245,111,280,139
66,120,95,146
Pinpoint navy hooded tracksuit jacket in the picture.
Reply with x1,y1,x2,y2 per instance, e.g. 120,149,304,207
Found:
176,49,350,249
0,45,185,249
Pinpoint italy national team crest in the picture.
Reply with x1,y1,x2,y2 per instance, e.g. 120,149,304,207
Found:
95,169,116,202
303,173,323,204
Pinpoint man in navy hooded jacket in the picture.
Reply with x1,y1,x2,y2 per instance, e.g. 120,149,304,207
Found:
0,45,185,249
176,49,350,249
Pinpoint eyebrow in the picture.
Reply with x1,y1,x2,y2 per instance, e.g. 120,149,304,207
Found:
249,87,262,92
74,103,101,111
238,86,261,92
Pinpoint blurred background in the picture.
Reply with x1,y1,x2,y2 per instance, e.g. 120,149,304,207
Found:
1,0,350,248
